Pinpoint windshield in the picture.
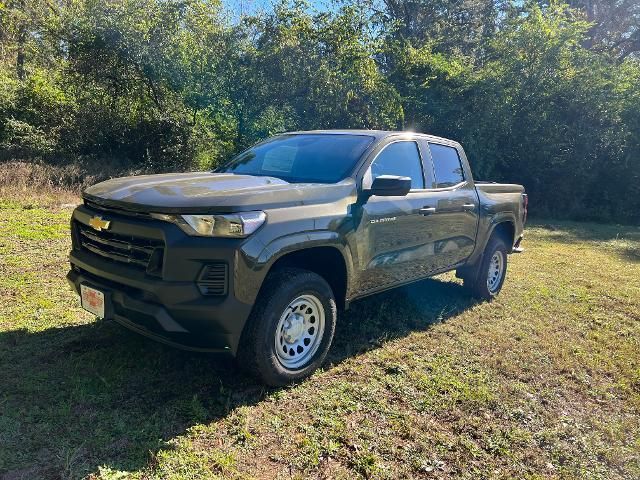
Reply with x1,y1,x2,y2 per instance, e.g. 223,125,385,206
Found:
220,134,375,183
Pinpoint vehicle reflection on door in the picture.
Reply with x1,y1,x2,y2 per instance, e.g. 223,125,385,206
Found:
424,188,478,271
352,189,478,296
354,193,438,295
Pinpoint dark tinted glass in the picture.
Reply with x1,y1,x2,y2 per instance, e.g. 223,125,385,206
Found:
369,141,424,189
430,143,464,187
221,134,374,183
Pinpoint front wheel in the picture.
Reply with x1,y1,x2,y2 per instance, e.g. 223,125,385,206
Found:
464,236,508,300
236,268,337,386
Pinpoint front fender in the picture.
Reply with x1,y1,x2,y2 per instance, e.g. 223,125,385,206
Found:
255,230,354,299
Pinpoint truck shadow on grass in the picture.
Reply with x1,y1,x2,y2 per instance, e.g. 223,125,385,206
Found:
0,277,475,479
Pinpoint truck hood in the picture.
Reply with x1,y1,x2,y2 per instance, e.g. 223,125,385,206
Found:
83,172,357,213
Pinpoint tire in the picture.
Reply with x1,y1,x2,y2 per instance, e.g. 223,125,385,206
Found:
236,267,337,386
464,236,508,300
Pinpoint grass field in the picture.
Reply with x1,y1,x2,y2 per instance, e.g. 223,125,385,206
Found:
1,196,639,480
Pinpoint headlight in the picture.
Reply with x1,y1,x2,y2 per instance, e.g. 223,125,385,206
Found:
150,211,266,237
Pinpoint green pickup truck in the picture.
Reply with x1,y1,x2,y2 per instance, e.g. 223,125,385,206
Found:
67,130,527,385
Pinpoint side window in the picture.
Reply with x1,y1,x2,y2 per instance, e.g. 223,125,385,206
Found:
369,141,424,189
430,143,464,188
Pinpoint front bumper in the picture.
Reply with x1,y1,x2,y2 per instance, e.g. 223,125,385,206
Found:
67,204,260,354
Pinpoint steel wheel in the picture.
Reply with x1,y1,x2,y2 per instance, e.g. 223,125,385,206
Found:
486,250,505,293
274,294,326,370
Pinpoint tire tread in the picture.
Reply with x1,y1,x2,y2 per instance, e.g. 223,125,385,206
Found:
464,236,508,300
236,267,336,386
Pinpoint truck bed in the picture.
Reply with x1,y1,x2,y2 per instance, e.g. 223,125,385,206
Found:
475,181,525,195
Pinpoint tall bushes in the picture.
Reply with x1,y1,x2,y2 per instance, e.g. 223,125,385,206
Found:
0,0,638,222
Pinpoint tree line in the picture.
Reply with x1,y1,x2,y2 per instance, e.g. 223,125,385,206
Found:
1,0,639,222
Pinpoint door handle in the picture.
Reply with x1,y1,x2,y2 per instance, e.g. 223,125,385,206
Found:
419,207,436,216
462,203,476,211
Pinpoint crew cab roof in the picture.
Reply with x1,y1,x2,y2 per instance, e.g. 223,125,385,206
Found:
284,129,460,147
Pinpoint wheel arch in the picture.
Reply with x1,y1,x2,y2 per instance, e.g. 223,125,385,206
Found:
457,216,515,280
260,238,352,310
490,220,516,251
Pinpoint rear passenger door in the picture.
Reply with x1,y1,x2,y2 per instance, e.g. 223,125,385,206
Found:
421,142,479,271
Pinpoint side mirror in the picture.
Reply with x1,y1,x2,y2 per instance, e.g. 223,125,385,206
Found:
367,175,412,197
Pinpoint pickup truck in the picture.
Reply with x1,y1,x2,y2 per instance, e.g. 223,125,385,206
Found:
67,130,527,385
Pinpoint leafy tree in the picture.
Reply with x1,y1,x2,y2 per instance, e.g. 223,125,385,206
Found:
465,2,640,219
0,0,638,221
552,0,640,60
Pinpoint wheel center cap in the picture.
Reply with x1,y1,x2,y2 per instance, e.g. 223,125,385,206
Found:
284,313,305,343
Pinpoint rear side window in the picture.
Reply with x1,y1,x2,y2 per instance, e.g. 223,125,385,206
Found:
430,143,464,188
369,141,424,189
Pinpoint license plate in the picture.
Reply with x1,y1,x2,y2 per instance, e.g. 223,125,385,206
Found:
80,284,105,318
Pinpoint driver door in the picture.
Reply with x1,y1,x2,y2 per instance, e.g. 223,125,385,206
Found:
352,139,439,296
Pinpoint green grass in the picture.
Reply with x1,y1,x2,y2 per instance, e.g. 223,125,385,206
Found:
1,197,639,479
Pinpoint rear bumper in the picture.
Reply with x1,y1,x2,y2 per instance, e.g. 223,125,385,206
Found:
512,234,525,253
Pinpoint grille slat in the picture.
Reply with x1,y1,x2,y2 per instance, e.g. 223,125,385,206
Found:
79,228,155,256
75,221,164,274
81,242,150,267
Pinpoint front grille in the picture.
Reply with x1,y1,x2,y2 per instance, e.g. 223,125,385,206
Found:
197,263,228,296
75,221,164,275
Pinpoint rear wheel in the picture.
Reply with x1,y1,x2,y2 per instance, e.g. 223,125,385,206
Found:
464,236,508,300
237,268,337,386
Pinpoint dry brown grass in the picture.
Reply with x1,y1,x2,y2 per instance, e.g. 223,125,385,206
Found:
0,161,80,204
0,159,143,206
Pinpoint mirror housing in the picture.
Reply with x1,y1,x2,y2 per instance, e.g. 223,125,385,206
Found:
367,175,412,197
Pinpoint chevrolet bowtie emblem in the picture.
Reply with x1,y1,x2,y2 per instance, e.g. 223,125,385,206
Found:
89,216,111,231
